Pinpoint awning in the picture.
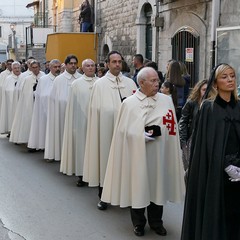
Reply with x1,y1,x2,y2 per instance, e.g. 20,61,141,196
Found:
26,1,39,8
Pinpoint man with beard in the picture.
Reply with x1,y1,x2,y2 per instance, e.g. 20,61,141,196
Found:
28,59,61,151
44,55,81,162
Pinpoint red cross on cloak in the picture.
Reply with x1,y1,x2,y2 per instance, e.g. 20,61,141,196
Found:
163,109,176,135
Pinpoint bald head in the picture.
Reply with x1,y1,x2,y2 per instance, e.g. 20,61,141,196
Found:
82,59,95,77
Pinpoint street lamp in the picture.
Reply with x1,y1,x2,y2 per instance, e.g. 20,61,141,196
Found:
10,23,18,60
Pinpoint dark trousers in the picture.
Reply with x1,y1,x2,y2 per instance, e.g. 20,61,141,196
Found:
130,202,163,229
98,186,103,199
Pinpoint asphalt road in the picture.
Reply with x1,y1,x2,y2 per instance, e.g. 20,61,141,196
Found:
0,135,184,240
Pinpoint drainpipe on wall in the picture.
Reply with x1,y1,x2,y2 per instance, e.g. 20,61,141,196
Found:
155,0,160,65
94,0,98,61
43,0,46,28
210,0,220,69
94,0,97,32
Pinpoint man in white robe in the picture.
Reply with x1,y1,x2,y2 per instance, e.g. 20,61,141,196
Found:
0,61,22,134
0,59,14,113
60,59,98,186
10,61,45,144
44,55,81,162
83,51,137,209
101,67,184,237
13,59,33,104
27,59,61,151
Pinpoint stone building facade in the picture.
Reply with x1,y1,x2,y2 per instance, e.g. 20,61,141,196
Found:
95,0,212,84
45,0,240,84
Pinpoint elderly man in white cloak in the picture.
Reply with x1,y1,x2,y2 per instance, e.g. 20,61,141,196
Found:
60,59,98,186
0,59,14,113
10,60,45,144
101,67,184,237
27,59,61,151
44,55,81,162
0,61,22,134
83,51,137,210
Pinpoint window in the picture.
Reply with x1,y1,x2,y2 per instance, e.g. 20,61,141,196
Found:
144,4,152,60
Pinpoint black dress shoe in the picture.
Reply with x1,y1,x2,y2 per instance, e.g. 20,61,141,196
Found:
151,225,167,236
97,201,108,210
76,176,86,187
28,148,38,153
134,225,144,237
46,159,55,163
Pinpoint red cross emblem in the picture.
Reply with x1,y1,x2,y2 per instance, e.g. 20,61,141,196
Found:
163,109,176,135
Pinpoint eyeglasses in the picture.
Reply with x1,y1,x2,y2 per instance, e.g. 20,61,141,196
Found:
68,62,77,65
148,79,160,84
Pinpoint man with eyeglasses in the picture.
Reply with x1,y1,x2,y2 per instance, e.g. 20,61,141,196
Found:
101,67,184,237
44,55,81,162
83,50,137,210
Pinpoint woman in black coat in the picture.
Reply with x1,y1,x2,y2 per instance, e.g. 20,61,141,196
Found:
181,63,240,240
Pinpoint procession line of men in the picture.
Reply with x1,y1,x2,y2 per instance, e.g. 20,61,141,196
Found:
0,52,184,237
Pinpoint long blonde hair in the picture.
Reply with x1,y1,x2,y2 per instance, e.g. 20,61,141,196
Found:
188,79,208,104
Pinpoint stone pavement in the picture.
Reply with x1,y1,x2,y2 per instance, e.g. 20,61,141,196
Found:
0,135,184,240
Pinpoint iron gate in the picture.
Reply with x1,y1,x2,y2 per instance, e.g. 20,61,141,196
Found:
172,27,199,87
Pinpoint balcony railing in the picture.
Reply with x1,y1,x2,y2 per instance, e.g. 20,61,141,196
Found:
33,12,49,28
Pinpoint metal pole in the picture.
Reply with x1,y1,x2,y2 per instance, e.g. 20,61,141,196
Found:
13,30,18,60
210,0,220,69
43,0,46,27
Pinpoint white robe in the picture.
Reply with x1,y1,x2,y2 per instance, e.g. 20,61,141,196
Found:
0,69,11,113
60,74,98,176
0,73,22,133
12,70,32,106
83,71,137,187
10,72,45,143
44,70,82,161
28,73,56,149
101,90,185,208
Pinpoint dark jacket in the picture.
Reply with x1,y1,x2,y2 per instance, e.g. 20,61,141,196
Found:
178,99,199,146
79,4,93,23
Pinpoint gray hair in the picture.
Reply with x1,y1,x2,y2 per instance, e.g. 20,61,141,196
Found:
137,67,157,85
49,59,61,67
30,60,40,67
11,61,21,67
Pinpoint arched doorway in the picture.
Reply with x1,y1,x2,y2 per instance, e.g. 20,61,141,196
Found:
102,44,109,60
172,27,199,87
